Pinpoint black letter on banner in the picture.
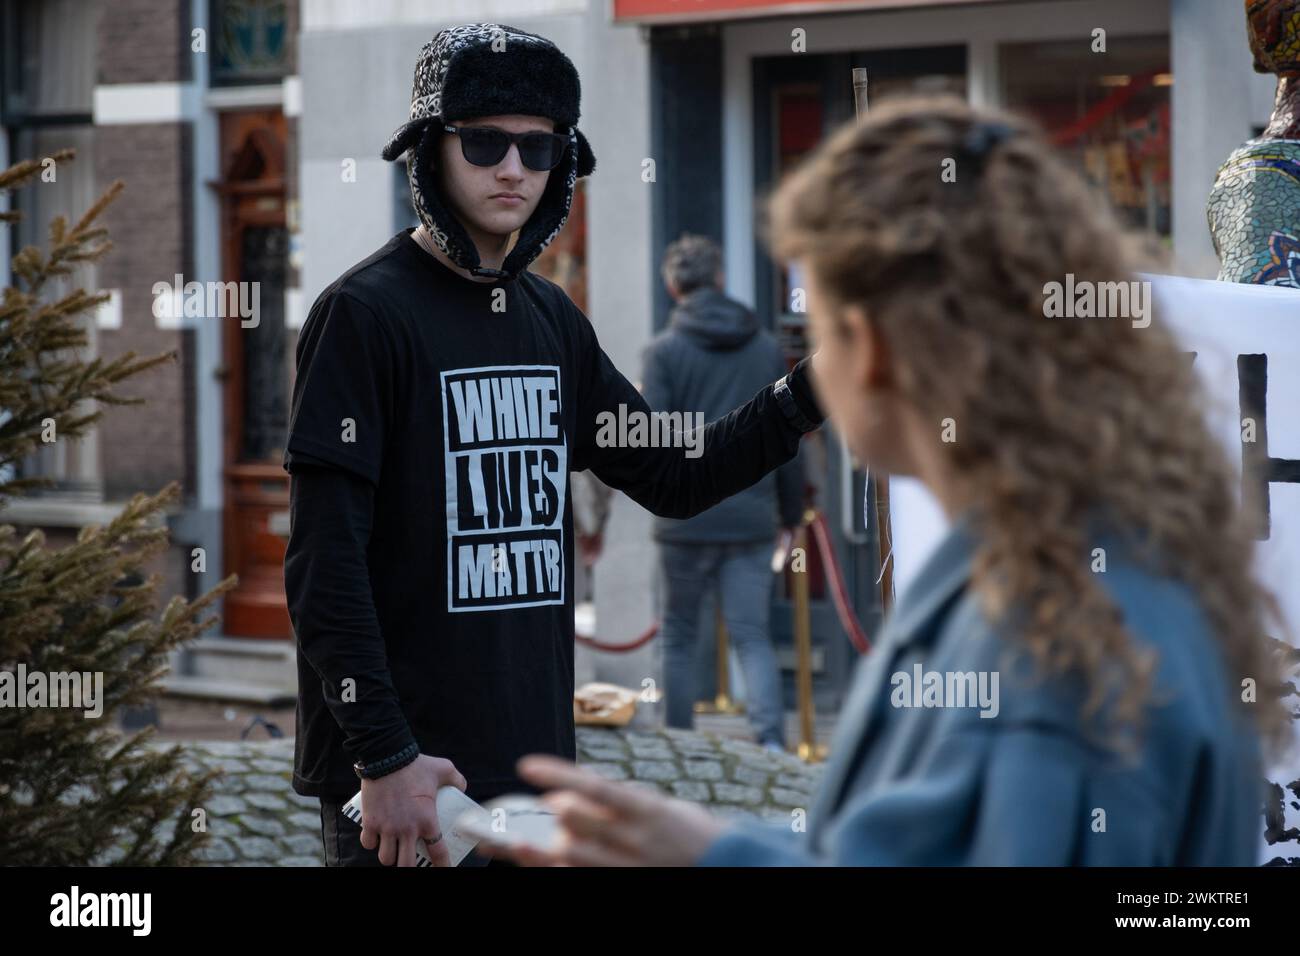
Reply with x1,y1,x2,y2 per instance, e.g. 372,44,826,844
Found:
1238,354,1300,540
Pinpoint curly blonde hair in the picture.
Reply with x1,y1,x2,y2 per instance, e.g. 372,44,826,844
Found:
767,95,1292,753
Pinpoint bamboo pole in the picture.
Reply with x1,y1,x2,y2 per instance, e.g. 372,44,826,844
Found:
851,67,895,615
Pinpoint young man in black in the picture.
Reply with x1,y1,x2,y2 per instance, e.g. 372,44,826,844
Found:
282,23,823,867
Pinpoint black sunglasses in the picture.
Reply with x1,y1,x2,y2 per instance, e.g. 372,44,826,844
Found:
443,124,569,172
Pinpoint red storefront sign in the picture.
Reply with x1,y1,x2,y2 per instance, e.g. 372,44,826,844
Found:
613,0,1009,23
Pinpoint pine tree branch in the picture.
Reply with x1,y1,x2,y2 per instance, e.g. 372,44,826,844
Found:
1,153,244,865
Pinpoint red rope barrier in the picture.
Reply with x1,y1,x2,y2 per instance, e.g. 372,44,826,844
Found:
808,511,873,655
575,620,659,653
573,510,874,655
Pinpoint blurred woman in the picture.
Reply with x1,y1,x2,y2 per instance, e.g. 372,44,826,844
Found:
495,96,1292,866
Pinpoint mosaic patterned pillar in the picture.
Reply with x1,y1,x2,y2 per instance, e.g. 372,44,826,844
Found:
1207,0,1300,287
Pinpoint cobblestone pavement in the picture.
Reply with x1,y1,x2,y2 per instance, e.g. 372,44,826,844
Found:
174,738,322,867
176,727,826,866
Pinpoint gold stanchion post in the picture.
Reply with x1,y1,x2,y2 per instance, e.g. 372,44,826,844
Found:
695,603,744,715
793,514,827,762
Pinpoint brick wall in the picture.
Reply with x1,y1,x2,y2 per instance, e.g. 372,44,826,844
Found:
93,122,192,500
97,0,191,86
92,0,196,624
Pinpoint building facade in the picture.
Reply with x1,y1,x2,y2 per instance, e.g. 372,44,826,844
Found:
1,0,302,695
2,0,1281,708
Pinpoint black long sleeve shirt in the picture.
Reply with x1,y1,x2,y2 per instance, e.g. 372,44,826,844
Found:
282,230,822,801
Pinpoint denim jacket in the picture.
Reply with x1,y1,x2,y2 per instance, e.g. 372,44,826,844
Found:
697,515,1264,865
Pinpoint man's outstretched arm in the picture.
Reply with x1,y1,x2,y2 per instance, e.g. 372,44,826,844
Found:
574,314,823,519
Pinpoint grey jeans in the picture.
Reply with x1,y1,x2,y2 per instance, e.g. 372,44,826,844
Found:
657,540,785,746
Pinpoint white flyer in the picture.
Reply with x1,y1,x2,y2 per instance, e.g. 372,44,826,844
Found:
341,785,488,867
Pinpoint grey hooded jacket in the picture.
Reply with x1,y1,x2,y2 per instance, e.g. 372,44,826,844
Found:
640,287,803,544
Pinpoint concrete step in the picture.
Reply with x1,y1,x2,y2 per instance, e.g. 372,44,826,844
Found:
174,634,297,690
159,675,296,708
165,635,297,706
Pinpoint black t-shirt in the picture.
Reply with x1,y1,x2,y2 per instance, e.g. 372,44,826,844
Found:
283,229,814,802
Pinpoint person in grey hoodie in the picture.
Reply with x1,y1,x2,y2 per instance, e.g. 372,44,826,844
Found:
641,234,804,750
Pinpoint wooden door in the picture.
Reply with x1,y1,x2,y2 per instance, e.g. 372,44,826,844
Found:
214,110,292,637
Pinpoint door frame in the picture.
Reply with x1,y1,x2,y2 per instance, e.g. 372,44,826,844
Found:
211,110,292,637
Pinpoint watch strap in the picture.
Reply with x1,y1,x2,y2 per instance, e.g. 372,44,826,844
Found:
354,742,420,780
774,373,818,434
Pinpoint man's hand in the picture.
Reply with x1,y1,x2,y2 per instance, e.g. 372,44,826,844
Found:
358,754,467,866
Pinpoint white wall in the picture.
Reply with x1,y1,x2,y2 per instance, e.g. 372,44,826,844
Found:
298,24,429,300
1170,0,1276,277
303,0,588,32
574,14,659,691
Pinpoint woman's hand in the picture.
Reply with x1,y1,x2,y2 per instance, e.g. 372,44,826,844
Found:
482,754,729,866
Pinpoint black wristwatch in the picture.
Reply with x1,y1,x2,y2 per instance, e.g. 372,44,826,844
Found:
353,742,420,780
774,371,819,434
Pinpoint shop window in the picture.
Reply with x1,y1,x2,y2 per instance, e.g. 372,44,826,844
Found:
1001,36,1172,237
1,0,102,498
761,45,967,345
